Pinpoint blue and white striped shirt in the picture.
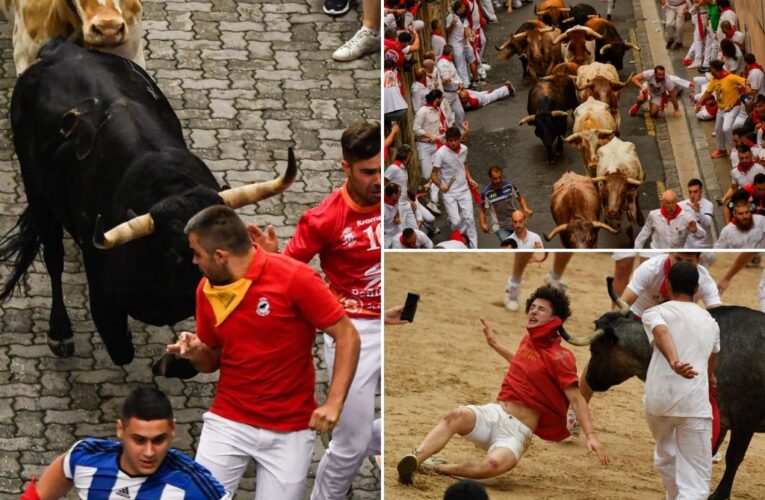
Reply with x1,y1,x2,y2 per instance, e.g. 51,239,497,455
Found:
63,438,229,500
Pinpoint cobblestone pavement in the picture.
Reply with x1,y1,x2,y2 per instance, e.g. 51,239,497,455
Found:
0,1,380,498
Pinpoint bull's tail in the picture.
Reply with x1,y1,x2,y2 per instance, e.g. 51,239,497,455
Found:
0,206,41,301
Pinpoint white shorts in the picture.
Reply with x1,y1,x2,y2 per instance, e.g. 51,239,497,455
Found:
463,403,532,460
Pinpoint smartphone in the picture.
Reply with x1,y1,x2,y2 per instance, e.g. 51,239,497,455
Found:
400,292,420,323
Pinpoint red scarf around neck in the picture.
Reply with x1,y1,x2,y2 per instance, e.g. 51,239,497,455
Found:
747,63,764,77
438,54,454,63
465,91,480,109
384,195,397,205
432,29,445,37
392,160,405,169
527,317,565,349
660,204,682,224
738,161,755,174
717,69,731,80
424,102,447,131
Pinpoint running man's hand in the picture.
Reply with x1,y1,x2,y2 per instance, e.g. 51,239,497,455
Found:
309,402,342,433
673,108,681,118
246,224,279,253
586,434,610,465
717,278,731,295
687,219,698,233
166,331,203,359
385,306,407,325
672,360,698,379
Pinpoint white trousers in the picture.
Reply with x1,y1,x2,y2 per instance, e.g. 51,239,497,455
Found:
444,91,466,132
452,43,472,88
685,13,710,65
664,4,687,42
477,0,498,22
759,269,765,312
196,412,315,499
417,142,440,204
715,105,741,152
477,86,510,107
704,34,720,66
444,189,478,248
646,414,712,500
311,318,381,500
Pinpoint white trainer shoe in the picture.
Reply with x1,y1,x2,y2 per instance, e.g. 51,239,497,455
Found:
425,201,442,215
333,27,380,62
544,272,567,291
505,283,521,311
713,452,723,464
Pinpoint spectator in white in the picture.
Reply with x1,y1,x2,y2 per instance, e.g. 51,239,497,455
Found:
715,0,738,46
403,191,438,235
397,29,420,67
431,19,447,58
719,20,745,54
661,0,688,50
722,145,765,208
719,38,746,76
464,0,486,83
391,227,434,249
445,0,472,88
682,0,712,70
715,193,765,248
727,130,763,169
413,90,448,214
745,53,765,98
384,183,402,248
411,68,429,113
476,0,498,23
635,190,707,249
433,126,479,248
479,166,533,243
327,0,380,62
437,45,468,133
383,25,419,70
694,60,748,159
385,144,413,210
458,82,516,111
422,57,441,90
509,210,544,249
641,261,720,500
383,59,408,131
629,65,680,118
678,178,715,249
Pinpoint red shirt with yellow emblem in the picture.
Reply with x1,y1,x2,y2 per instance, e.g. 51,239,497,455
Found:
196,247,345,431
284,183,381,319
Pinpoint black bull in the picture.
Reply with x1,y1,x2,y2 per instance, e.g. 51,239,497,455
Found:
567,280,765,500
0,39,296,376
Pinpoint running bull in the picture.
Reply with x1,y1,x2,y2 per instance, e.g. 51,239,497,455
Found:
0,39,296,375
561,279,765,500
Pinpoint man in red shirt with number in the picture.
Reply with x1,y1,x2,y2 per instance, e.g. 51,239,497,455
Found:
166,205,360,499
249,121,381,500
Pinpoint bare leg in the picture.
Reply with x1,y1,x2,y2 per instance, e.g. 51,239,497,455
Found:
362,0,380,30
512,252,534,279
414,407,477,463
436,447,518,479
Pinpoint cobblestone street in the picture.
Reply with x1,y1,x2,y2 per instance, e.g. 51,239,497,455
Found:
0,0,380,498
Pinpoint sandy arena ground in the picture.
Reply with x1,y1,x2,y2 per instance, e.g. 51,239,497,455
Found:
384,252,765,499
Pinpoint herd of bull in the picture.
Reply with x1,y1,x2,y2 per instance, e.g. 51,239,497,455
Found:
495,0,646,247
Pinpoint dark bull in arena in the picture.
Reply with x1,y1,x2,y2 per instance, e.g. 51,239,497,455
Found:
0,39,296,375
559,278,765,500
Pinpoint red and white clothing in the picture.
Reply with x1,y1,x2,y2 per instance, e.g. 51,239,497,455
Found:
748,64,765,97
410,80,429,113
445,12,471,87
436,56,467,132
384,196,401,248
385,160,411,211
462,87,511,110
434,144,477,248
413,104,447,204
285,184,381,319
678,198,715,249
626,254,721,317
634,207,707,249
390,229,433,249
715,214,765,248
730,162,765,189
431,31,446,59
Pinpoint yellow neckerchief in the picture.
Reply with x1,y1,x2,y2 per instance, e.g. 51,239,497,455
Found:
203,277,253,326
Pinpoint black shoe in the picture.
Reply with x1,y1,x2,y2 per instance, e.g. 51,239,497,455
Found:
665,39,674,49
698,66,709,73
607,13,612,20
673,41,683,50
324,0,350,16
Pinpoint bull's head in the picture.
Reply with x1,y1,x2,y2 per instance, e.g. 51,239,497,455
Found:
557,277,652,391
599,42,640,71
544,219,618,248
536,4,571,27
93,148,298,250
520,110,568,164
592,171,641,219
76,0,142,48
555,26,603,65
564,129,615,171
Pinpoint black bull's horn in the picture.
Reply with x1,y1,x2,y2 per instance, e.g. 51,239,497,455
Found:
93,147,298,249
558,277,631,346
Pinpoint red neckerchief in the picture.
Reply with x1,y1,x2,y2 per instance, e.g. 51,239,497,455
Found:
724,28,736,39
747,63,764,77
660,204,682,224
753,112,765,127
738,161,754,174
384,195,396,205
431,29,445,37
527,317,565,349
720,7,733,13
465,91,480,109
448,229,465,242
659,256,672,300
447,143,461,153
717,69,731,80
425,102,447,132
392,160,405,169
438,54,454,63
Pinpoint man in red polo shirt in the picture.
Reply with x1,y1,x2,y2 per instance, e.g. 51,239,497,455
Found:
248,121,381,500
166,205,360,498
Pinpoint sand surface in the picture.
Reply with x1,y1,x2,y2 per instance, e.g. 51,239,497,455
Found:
384,252,765,499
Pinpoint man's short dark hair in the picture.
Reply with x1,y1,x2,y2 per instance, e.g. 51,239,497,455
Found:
756,94,765,105
398,31,413,44
184,205,252,256
122,387,173,422
396,144,412,162
402,227,415,238
452,0,464,12
341,121,380,165
385,183,401,197
669,261,699,297
687,178,703,189
655,65,665,72
717,0,730,9
737,143,752,154
443,479,489,500
732,127,748,137
745,53,758,65
709,60,725,71
731,188,752,206
500,237,517,248
426,89,443,104
431,18,441,30
525,285,572,321
445,126,461,140
488,165,503,177
442,45,453,56
755,173,765,184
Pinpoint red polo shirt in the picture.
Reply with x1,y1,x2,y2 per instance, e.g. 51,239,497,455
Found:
196,247,345,431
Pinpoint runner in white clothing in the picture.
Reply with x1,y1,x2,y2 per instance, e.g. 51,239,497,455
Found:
433,126,478,248
678,179,715,249
635,190,706,249
410,68,430,113
508,210,544,249
445,3,471,87
642,261,720,500
715,197,765,248
436,45,468,133
391,228,434,249
413,90,448,213
459,83,515,111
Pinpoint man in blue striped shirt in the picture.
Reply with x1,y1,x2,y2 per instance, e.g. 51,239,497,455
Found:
20,388,229,500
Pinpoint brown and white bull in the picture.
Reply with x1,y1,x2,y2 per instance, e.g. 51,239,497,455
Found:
592,137,645,242
545,171,618,248
554,25,602,67
0,0,144,74
575,62,632,131
535,0,570,27
563,96,616,173
498,20,561,82
586,17,640,72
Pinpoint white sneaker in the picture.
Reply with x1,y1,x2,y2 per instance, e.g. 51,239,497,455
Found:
332,27,380,62
567,410,581,436
505,283,521,311
481,63,492,72
420,456,448,474
713,452,723,464
544,272,567,291
426,201,442,215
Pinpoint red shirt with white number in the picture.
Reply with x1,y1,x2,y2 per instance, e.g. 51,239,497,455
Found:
196,248,345,431
284,183,381,319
